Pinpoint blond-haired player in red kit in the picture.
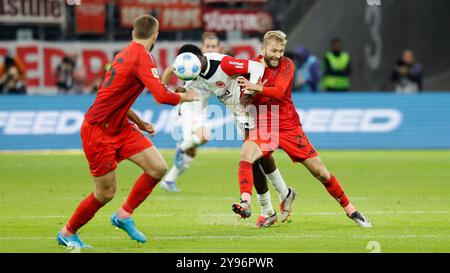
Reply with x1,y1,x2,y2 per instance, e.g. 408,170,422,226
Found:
56,15,198,249
234,31,372,228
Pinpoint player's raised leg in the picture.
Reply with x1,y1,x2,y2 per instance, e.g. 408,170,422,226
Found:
259,156,297,222
57,170,116,248
162,126,209,192
232,140,263,218
302,156,372,228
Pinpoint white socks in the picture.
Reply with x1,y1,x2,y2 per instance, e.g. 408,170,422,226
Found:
257,191,275,217
179,134,202,151
164,153,194,182
265,168,289,201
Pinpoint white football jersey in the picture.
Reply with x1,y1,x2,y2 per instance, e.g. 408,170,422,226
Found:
185,53,265,131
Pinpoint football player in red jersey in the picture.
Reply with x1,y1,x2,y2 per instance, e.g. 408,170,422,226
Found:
234,31,372,228
56,15,198,249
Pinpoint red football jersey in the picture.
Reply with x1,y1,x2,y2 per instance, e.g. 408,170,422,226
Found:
252,55,301,130
85,42,180,133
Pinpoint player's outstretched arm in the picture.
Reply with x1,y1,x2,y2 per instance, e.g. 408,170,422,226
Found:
135,52,182,105
238,59,294,100
161,66,174,86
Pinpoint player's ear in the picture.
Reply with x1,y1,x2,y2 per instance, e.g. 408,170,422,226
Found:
152,31,159,42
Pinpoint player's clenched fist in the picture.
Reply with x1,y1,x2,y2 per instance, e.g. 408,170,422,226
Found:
138,122,156,137
237,76,267,93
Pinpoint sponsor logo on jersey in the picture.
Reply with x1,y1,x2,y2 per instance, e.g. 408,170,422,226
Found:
216,89,232,102
228,61,244,69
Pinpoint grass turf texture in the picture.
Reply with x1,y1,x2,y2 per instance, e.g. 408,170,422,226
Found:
0,150,449,253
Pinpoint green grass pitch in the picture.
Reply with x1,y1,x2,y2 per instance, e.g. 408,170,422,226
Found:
0,149,449,253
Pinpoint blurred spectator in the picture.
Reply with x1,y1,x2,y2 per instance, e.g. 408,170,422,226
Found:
322,38,352,92
201,32,221,53
54,51,85,94
391,50,423,93
0,55,27,94
291,46,321,92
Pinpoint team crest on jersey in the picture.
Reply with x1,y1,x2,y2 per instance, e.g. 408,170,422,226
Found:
216,81,225,88
151,68,159,79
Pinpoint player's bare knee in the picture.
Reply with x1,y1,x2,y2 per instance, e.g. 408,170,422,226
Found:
240,141,258,162
96,187,116,203
185,147,197,157
240,149,253,162
315,166,330,182
146,163,168,179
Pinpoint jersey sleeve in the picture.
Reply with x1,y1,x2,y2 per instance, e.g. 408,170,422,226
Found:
261,58,295,100
134,52,181,105
220,56,250,77
247,60,265,84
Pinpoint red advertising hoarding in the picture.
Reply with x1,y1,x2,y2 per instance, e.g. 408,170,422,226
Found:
119,0,202,31
202,9,273,33
75,0,106,33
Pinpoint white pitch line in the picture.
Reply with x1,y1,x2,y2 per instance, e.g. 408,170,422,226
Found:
0,210,447,220
0,234,449,241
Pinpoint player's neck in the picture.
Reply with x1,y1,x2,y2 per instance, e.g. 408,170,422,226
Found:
133,39,152,51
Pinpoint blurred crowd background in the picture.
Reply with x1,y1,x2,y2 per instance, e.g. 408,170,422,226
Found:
1,0,449,95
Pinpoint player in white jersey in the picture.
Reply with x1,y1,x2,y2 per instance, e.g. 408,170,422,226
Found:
167,44,297,226
161,33,221,192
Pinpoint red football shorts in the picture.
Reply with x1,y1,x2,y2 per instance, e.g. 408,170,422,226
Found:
246,126,318,163
81,120,153,177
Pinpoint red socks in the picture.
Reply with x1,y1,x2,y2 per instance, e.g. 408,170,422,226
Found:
66,193,104,234
122,173,159,214
323,175,349,207
238,161,254,195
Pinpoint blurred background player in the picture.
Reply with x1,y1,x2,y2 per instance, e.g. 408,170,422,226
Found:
235,30,371,228
171,44,296,227
56,15,198,249
160,32,221,192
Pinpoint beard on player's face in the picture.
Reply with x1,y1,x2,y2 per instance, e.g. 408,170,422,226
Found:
264,53,281,68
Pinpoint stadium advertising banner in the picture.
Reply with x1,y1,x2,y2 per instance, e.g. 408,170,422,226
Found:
1,93,449,151
119,0,202,31
0,0,65,25
0,39,260,94
75,0,106,33
202,9,273,33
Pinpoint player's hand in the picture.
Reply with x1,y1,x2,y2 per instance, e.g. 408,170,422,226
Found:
180,89,200,103
237,76,267,93
240,93,253,107
174,86,187,93
138,122,156,137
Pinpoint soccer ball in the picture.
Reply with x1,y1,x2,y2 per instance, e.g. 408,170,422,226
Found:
172,53,201,81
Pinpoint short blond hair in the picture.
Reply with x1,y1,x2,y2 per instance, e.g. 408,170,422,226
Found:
263,30,287,46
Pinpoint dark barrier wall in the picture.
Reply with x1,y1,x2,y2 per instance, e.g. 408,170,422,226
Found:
1,93,449,150
287,0,450,90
